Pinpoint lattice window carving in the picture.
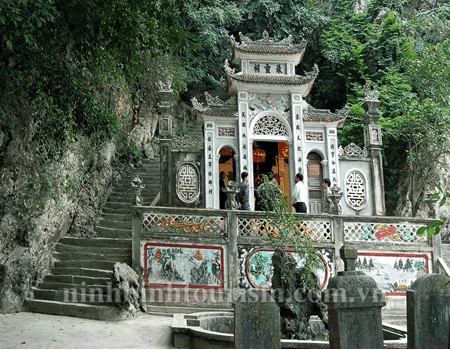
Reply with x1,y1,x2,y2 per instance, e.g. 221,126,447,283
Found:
344,222,428,243
238,218,332,242
176,163,200,203
338,143,369,158
253,116,288,136
345,171,366,210
143,213,226,236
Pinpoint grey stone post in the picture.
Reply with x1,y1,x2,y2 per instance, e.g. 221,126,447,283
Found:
227,212,239,289
131,210,143,274
159,140,171,206
333,217,345,273
363,81,386,216
234,289,280,349
157,76,173,207
323,245,386,348
407,274,450,349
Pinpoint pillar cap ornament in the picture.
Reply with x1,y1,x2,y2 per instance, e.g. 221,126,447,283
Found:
363,81,381,124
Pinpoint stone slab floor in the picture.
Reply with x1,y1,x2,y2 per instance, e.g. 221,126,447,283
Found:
0,313,174,349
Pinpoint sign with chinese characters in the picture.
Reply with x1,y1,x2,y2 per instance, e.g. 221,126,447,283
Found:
249,62,287,74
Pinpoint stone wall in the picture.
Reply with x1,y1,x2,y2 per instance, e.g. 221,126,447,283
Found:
0,138,116,312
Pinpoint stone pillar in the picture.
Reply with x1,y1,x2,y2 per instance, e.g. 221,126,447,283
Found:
157,76,173,207
323,245,386,348
234,290,280,349
363,81,386,216
407,274,450,349
227,212,239,290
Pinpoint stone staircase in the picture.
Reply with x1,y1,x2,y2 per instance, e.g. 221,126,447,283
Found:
26,157,161,320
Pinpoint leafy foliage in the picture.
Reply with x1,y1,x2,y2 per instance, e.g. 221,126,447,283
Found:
258,175,324,291
1,0,449,218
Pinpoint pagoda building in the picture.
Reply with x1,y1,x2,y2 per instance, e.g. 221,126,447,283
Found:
191,31,385,215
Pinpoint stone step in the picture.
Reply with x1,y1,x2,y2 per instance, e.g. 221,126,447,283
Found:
50,267,113,278
108,193,157,200
59,237,131,248
102,201,130,209
144,305,231,316
101,207,132,214
32,288,117,306
37,282,113,292
53,252,131,262
98,219,132,230
55,244,131,255
99,213,132,221
25,299,125,320
95,226,132,239
53,260,116,270
44,274,113,286
112,186,160,194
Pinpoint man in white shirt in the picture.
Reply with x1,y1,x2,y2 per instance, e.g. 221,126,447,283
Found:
291,173,307,213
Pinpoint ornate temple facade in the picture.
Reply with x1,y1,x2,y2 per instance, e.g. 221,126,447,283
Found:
188,31,385,215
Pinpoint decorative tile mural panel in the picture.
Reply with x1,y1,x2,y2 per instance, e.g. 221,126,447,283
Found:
144,243,225,289
344,222,428,243
143,213,226,236
356,252,430,295
238,246,333,290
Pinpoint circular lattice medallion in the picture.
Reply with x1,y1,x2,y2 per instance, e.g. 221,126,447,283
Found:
176,163,200,203
345,170,367,210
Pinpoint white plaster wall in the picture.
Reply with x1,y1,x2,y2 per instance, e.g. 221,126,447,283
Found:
339,159,375,216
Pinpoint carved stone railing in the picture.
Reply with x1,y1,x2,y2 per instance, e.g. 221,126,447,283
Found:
132,207,440,302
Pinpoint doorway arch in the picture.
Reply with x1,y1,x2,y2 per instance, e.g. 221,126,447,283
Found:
249,112,292,210
218,146,236,208
307,152,323,214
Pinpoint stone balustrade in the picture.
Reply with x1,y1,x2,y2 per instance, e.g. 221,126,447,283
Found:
131,206,441,305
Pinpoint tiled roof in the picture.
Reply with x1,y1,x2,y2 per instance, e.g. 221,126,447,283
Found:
234,43,306,55
229,72,316,85
303,109,348,126
230,32,307,55
197,107,238,118
228,64,318,86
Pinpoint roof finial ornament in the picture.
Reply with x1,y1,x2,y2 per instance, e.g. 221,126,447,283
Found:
262,30,269,41
191,97,210,112
224,59,235,75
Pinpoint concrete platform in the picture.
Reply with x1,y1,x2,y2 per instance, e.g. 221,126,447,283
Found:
0,312,174,349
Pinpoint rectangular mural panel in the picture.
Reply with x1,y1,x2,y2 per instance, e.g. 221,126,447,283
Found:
144,243,225,289
356,252,430,295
